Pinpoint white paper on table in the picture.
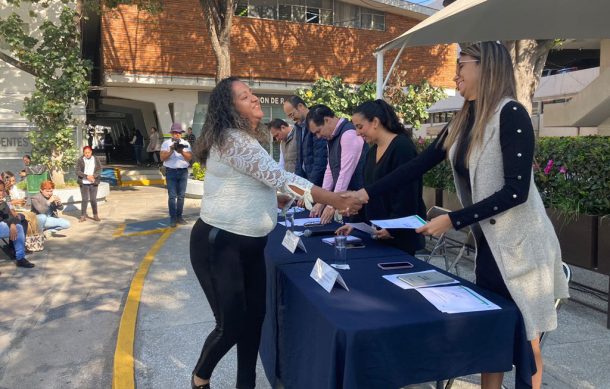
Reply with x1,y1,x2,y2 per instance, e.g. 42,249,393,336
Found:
277,206,306,214
416,285,501,313
383,270,459,290
369,215,427,229
310,258,349,292
321,235,362,245
348,222,376,235
278,217,321,227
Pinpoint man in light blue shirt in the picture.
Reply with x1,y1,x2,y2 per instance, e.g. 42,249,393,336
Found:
161,123,193,227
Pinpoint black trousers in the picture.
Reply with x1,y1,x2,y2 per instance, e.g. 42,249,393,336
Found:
80,184,98,216
190,219,268,389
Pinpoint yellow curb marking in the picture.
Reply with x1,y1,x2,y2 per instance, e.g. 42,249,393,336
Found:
112,228,174,389
122,228,174,237
120,179,166,187
113,223,127,238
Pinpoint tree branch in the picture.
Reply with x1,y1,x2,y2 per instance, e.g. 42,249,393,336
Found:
0,50,39,76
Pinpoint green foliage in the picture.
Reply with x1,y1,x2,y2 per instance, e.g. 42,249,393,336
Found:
534,136,610,217
192,162,206,181
415,136,455,191
386,80,446,129
296,77,445,130
296,76,376,118
0,3,90,176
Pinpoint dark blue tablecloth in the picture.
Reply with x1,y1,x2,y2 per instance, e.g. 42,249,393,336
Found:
261,216,409,385
261,216,534,389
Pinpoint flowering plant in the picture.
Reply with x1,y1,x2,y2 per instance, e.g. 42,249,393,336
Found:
534,136,609,218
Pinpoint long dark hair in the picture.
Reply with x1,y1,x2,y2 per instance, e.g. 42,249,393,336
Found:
194,77,266,163
353,99,411,136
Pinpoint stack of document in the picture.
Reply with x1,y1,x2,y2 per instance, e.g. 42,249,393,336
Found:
277,217,321,227
383,270,458,290
417,285,501,313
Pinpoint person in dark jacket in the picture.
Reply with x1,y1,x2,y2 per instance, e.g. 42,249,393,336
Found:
76,146,102,222
130,129,144,165
283,96,327,186
0,179,34,268
335,100,425,255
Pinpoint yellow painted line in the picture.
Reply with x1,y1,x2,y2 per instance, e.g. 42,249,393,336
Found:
119,179,166,187
113,223,126,238
112,228,174,389
122,227,174,237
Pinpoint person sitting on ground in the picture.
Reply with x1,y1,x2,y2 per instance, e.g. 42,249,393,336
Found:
0,179,34,268
31,180,71,236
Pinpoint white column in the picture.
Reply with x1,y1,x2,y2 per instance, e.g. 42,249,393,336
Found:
376,52,384,99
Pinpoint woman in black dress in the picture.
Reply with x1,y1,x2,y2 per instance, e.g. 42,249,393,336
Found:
347,42,569,389
336,100,425,255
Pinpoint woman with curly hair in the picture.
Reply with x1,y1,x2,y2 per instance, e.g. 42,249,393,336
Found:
189,77,362,389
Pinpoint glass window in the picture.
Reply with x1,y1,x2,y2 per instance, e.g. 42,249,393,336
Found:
334,1,359,28
306,7,320,23
278,4,292,20
293,5,306,22
192,104,207,137
320,9,333,25
249,0,277,19
373,14,385,30
235,0,249,16
361,12,372,29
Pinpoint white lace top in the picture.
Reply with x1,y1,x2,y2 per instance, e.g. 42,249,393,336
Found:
201,129,313,237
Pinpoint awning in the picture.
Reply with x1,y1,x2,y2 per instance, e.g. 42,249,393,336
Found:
376,0,610,54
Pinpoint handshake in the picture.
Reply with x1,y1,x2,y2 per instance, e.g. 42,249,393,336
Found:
284,185,370,218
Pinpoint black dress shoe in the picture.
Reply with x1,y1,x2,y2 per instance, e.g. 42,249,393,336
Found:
191,375,210,389
16,258,35,268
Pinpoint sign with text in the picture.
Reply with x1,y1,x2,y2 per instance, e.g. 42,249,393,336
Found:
310,258,349,293
0,126,32,157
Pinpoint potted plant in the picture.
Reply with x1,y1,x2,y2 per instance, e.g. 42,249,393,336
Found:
186,162,206,199
534,136,610,272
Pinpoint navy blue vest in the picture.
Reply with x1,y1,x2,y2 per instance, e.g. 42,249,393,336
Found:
328,120,367,191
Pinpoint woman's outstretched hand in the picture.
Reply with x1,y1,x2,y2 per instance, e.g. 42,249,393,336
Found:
416,214,452,237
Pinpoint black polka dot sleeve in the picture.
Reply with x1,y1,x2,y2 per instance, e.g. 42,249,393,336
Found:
448,102,535,230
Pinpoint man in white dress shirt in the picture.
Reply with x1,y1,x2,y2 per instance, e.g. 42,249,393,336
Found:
160,123,193,227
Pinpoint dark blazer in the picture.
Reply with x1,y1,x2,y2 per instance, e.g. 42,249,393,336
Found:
294,121,327,186
76,156,102,185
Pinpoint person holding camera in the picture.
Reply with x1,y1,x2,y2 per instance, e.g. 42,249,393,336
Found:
31,180,71,235
161,123,192,227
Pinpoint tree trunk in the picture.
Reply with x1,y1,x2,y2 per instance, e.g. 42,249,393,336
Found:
50,148,65,186
504,39,554,114
199,0,234,83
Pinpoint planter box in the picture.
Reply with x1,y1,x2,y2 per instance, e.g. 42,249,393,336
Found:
546,209,598,270
442,190,462,211
186,179,204,199
598,217,610,275
422,187,442,210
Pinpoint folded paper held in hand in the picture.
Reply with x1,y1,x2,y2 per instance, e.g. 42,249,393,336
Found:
310,258,349,293
370,215,427,229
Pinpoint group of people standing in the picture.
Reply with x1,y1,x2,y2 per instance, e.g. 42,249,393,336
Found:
186,41,568,389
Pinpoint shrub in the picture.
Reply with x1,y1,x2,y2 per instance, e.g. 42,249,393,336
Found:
534,136,610,217
192,162,206,181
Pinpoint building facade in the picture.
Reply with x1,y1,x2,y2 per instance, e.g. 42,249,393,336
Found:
95,0,457,148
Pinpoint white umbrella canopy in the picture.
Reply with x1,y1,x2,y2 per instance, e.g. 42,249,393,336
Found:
376,0,610,53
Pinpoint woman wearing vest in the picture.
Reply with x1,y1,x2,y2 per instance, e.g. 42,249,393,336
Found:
189,77,362,389
336,100,426,255
348,42,569,389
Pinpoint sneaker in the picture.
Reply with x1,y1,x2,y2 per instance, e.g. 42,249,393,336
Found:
169,219,177,228
79,215,87,222
92,215,101,222
16,258,35,268
177,217,188,225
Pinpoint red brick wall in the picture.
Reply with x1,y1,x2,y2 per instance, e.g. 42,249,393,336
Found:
102,1,456,88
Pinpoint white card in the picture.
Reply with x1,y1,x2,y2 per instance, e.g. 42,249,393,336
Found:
310,258,349,293
348,222,377,235
282,230,307,253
